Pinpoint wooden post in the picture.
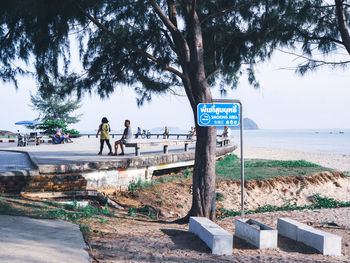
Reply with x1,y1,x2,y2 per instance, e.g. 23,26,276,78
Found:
163,145,168,154
135,146,140,156
185,143,188,151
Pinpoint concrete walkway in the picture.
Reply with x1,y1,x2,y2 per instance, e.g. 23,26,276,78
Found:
0,151,35,172
0,137,197,166
0,215,90,263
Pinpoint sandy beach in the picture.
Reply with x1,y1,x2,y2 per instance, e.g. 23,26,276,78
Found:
233,147,350,172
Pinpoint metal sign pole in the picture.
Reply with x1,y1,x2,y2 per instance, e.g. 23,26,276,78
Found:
239,102,244,219
211,99,245,219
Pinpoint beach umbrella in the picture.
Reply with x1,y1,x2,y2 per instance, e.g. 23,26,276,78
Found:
15,120,40,125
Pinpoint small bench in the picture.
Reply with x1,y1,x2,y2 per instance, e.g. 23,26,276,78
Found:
124,140,196,156
277,218,342,256
217,138,230,147
189,217,233,255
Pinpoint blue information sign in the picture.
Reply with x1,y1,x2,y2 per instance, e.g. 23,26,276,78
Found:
197,103,240,126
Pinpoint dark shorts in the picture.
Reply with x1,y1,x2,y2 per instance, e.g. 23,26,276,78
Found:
120,139,127,144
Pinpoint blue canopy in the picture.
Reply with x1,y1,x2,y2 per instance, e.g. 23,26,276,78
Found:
15,121,40,125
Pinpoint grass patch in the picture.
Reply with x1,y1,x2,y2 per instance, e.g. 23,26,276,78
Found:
216,192,225,201
216,155,332,181
216,193,350,219
0,196,112,228
127,171,192,194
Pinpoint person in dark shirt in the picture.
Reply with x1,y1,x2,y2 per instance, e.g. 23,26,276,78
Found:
136,127,142,138
114,120,132,156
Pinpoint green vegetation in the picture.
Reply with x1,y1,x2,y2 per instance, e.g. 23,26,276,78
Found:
30,90,81,135
216,192,225,201
0,197,111,225
127,172,191,194
216,194,350,219
184,167,192,179
128,206,158,220
215,155,332,181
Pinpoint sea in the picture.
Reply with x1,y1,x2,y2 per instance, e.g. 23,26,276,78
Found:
81,128,350,155
230,129,350,156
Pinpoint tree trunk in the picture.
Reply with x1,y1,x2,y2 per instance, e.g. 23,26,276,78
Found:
179,74,217,222
335,0,350,54
176,1,217,222
190,123,217,219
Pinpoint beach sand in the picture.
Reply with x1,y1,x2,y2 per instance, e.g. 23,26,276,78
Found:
234,147,350,171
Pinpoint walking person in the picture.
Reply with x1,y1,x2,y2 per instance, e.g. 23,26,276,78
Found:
114,120,133,156
96,117,113,155
163,126,169,139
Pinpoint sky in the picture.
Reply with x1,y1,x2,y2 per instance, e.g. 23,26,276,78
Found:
1,48,350,133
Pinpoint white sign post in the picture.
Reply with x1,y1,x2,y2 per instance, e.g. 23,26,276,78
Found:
197,99,245,218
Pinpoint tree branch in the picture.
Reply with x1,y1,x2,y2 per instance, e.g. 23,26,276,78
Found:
200,3,262,24
72,0,184,79
166,0,178,28
205,68,221,81
148,0,190,63
148,0,178,33
297,30,344,45
160,28,176,53
278,49,350,66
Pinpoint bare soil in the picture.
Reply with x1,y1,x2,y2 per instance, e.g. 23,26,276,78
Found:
87,171,350,262
88,207,350,262
100,171,350,218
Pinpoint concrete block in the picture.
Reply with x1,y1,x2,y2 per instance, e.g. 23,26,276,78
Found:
189,217,233,255
277,217,306,240
277,218,342,256
235,219,278,249
55,201,89,208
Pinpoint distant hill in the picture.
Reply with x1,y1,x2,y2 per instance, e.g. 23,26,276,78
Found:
0,130,15,136
217,118,259,130
232,118,259,130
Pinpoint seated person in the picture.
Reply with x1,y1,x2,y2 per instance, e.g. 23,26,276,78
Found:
53,134,64,144
63,132,73,143
163,126,169,139
222,125,231,138
191,127,196,137
136,127,142,138
114,120,132,156
188,127,196,139
56,127,62,138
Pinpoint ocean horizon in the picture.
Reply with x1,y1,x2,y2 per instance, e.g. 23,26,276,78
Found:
231,128,350,156
79,128,350,156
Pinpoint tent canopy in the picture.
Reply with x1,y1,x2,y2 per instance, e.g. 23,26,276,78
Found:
15,121,40,125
